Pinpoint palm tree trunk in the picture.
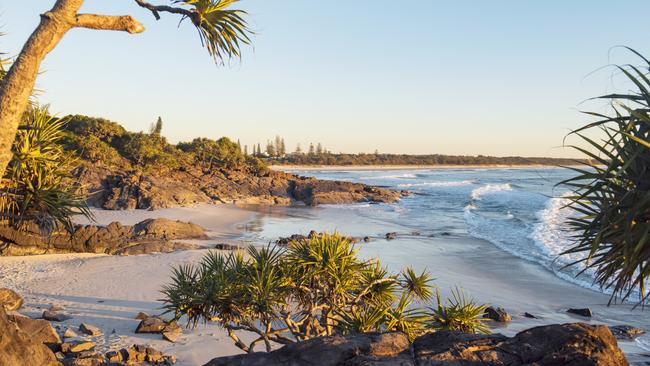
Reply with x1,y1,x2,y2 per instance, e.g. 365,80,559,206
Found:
0,0,85,177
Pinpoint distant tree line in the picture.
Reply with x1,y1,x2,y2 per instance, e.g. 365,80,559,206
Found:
274,152,584,166
246,136,330,159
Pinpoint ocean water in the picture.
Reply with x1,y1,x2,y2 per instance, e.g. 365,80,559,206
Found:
251,167,605,294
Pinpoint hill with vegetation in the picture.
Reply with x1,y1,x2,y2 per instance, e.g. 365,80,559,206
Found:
59,115,403,210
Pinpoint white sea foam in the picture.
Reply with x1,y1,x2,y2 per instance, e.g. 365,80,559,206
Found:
398,180,476,188
529,195,577,259
470,183,513,200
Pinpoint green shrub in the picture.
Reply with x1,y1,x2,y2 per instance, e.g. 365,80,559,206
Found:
61,133,125,167
161,233,488,353
177,137,245,169
116,132,184,172
63,115,127,142
427,288,489,334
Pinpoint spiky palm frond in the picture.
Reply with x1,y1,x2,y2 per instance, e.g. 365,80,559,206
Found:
400,267,435,302
427,288,489,334
0,106,91,232
173,0,252,64
336,305,387,335
561,48,650,305
384,292,429,340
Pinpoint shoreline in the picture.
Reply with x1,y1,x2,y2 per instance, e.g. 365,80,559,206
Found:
270,164,575,171
1,203,648,365
0,204,263,366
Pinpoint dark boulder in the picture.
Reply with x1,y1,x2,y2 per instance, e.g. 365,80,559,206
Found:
385,232,397,240
567,308,593,317
43,310,72,322
203,332,411,366
483,306,512,322
214,243,242,251
609,325,645,340
276,234,308,246
414,322,626,365
202,323,627,366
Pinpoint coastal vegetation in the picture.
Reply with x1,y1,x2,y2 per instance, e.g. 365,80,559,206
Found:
61,114,263,174
562,48,650,305
0,0,253,184
0,107,90,233
161,233,488,353
273,152,582,166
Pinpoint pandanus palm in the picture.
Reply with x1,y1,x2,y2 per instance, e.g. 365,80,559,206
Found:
0,107,91,233
162,233,489,353
561,48,650,305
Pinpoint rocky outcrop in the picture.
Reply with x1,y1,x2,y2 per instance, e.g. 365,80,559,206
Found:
0,218,205,256
483,306,512,322
0,307,60,366
76,164,406,210
135,314,183,343
132,218,208,240
7,314,61,348
567,307,593,317
609,325,645,340
203,323,628,366
0,288,23,311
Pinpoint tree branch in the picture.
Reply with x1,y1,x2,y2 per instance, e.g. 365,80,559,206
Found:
74,14,144,34
133,0,196,22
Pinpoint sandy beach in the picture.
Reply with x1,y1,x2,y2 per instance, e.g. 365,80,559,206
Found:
1,202,649,365
0,204,262,366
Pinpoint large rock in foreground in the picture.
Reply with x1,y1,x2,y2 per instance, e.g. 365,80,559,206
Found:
203,323,627,366
0,218,205,256
0,307,60,366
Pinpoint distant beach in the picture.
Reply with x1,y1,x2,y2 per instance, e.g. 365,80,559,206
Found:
270,164,572,171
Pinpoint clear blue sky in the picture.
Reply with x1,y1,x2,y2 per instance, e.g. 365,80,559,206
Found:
1,1,647,157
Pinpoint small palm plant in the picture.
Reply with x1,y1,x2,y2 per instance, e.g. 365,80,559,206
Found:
561,48,650,305
161,233,489,353
427,288,490,334
0,106,91,232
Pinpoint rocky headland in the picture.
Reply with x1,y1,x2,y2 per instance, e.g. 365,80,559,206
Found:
76,163,405,210
60,114,405,211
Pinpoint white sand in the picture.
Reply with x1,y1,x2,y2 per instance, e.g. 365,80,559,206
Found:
0,204,260,366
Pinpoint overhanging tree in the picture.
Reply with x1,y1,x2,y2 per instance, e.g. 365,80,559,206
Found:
0,0,252,178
